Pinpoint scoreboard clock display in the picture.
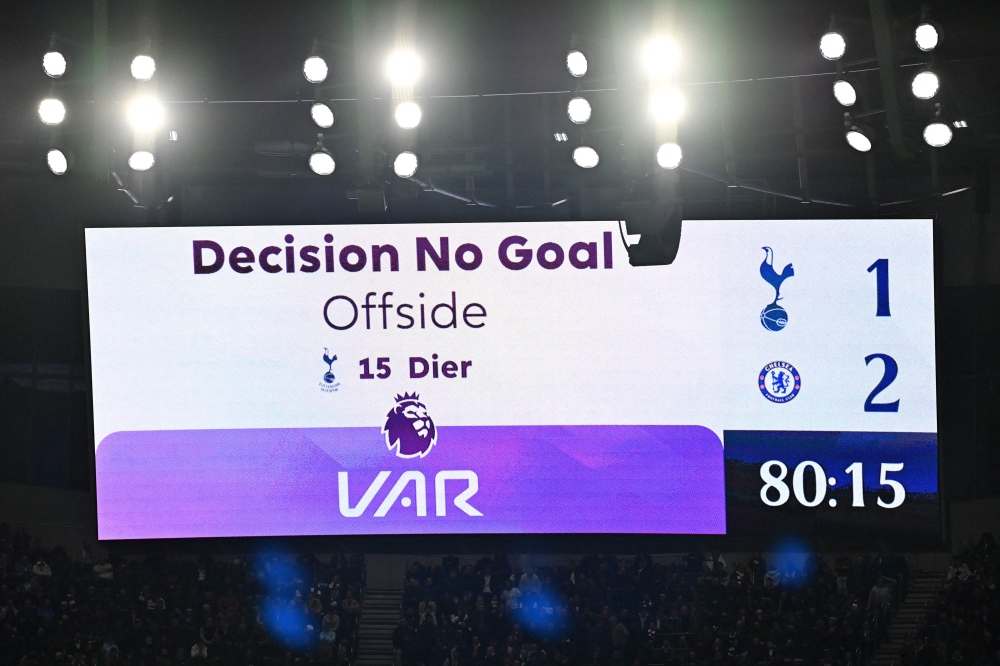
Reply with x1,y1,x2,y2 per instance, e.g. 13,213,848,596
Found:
85,219,937,540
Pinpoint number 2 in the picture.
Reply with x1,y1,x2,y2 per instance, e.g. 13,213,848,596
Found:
864,353,900,412
867,259,890,317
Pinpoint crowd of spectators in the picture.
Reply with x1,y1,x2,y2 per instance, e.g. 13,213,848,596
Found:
396,552,909,666
0,524,365,666
902,533,1000,665
0,519,917,666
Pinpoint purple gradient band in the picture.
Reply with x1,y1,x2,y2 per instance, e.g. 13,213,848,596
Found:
95,425,726,539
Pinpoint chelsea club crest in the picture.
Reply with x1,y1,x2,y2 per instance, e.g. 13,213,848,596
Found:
759,361,800,403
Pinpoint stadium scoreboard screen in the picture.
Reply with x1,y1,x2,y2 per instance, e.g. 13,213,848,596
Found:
85,220,938,540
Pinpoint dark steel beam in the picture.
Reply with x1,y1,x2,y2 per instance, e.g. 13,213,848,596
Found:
869,0,911,158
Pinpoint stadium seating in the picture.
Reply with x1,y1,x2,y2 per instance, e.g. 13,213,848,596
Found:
0,523,917,666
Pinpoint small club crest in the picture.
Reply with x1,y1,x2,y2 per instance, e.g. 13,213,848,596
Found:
319,348,340,393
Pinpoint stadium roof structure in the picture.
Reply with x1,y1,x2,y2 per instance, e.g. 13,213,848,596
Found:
2,0,999,223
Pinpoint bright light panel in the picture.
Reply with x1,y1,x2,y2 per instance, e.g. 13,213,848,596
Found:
309,151,335,175
915,23,939,52
386,50,421,86
393,151,418,178
566,50,588,77
845,129,872,152
820,32,846,60
43,51,67,78
303,56,328,84
38,98,66,126
911,71,939,100
567,97,592,124
128,151,155,171
131,54,156,81
642,38,680,78
572,146,599,168
833,80,857,107
310,103,334,128
656,142,682,169
649,88,685,123
127,97,165,133
394,101,422,129
923,122,953,147
47,149,68,175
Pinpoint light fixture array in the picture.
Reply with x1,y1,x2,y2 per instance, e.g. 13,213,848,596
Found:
823,13,956,152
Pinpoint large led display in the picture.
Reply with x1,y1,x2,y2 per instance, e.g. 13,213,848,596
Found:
85,220,937,540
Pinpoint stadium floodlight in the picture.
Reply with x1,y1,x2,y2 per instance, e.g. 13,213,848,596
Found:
309,149,335,175
38,98,66,125
43,51,67,78
303,55,328,84
566,50,588,77
649,88,684,123
393,151,418,178
386,50,421,86
46,148,69,175
915,22,940,52
656,142,682,169
844,120,874,152
310,102,334,128
911,70,939,100
554,133,568,142
923,121,952,148
394,101,422,129
130,54,156,81
128,150,155,171
572,146,599,168
819,31,846,60
953,120,967,128
642,37,680,79
127,97,164,132
833,79,857,107
567,97,592,124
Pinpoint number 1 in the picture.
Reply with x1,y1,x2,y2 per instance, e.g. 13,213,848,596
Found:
868,259,890,317
845,463,864,507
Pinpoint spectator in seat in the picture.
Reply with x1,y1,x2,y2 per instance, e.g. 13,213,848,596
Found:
867,576,897,610
520,567,541,597
420,595,437,625
190,637,208,660
93,558,113,580
33,558,52,577
502,578,522,611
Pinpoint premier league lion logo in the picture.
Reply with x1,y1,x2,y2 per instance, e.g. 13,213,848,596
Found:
383,393,437,458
